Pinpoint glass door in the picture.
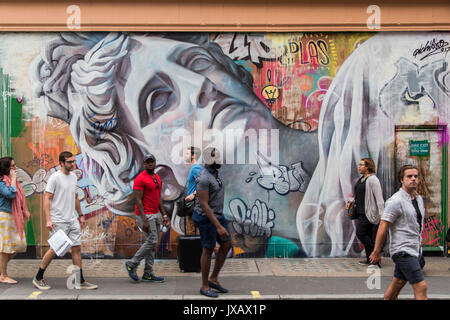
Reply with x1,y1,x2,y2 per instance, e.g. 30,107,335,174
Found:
395,125,448,253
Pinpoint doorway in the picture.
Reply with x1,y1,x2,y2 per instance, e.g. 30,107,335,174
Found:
394,125,448,254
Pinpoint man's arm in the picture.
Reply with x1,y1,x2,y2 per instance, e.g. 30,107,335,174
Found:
133,189,150,233
369,220,390,264
185,166,202,201
44,191,54,231
75,194,86,229
197,189,228,238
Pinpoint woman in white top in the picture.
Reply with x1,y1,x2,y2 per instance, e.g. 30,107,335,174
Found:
346,158,385,266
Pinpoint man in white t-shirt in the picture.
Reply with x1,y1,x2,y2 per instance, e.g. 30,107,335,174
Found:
32,151,97,290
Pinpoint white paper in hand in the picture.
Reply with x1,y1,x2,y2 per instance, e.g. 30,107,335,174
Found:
47,229,73,256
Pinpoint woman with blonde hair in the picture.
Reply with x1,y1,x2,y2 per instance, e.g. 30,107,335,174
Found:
0,157,30,284
346,158,384,266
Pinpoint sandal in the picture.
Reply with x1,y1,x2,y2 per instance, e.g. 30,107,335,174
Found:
0,277,18,284
208,281,229,293
200,287,219,298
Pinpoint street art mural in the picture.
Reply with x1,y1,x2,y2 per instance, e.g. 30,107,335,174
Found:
0,32,448,259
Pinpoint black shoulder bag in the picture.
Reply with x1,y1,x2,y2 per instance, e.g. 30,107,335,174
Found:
176,184,195,217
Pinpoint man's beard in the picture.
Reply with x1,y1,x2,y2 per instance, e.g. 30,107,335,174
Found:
211,162,221,169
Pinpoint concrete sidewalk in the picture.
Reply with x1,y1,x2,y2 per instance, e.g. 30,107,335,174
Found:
6,256,450,278
1,257,449,300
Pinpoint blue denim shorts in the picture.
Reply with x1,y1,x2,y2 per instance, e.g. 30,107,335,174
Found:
392,252,425,284
192,211,231,249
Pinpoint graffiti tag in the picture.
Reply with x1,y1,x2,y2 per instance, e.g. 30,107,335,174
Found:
228,198,275,238
380,58,449,121
81,225,107,243
214,33,275,67
279,40,330,66
413,38,450,61
92,117,117,143
249,156,310,195
421,216,445,247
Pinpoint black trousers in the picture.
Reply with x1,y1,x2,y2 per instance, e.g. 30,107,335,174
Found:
356,214,379,262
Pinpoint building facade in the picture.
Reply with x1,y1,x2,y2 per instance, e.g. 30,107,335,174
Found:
0,1,448,259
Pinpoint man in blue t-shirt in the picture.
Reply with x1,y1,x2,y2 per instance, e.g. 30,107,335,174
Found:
184,146,202,234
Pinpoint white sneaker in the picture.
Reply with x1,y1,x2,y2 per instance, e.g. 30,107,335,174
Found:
32,277,51,290
75,281,98,290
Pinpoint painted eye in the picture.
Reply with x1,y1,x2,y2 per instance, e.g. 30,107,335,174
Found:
177,46,215,73
138,72,179,128
188,56,213,73
147,88,173,112
39,63,52,79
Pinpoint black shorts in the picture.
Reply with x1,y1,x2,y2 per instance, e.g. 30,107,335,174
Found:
192,211,231,249
392,252,425,285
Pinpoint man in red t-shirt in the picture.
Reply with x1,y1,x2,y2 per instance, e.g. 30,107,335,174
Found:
125,153,169,282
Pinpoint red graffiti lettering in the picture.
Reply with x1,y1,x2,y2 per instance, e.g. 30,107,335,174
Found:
421,217,445,245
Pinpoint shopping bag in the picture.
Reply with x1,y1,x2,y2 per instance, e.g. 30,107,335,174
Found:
47,229,73,256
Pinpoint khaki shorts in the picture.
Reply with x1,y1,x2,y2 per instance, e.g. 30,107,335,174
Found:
51,220,82,247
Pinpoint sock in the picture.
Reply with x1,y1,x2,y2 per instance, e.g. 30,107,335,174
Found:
36,268,45,281
79,269,85,283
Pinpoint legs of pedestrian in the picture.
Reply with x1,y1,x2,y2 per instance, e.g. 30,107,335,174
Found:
142,215,164,282
384,277,407,300
40,247,56,271
208,240,231,293
384,277,427,300
126,214,164,282
412,280,427,300
371,224,381,267
0,253,17,284
32,248,56,290
71,245,98,289
71,245,82,270
200,247,218,298
356,216,375,264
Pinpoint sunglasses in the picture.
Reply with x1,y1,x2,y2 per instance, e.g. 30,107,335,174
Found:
216,177,222,188
152,177,160,189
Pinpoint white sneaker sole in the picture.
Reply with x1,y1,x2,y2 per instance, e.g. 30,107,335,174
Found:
75,284,98,290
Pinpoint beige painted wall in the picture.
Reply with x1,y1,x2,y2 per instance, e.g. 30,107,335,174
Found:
0,0,448,31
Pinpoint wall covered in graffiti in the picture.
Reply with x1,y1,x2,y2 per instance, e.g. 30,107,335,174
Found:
0,32,448,258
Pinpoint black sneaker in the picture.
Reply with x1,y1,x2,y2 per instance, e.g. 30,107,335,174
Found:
142,273,165,283
358,260,370,265
125,262,139,281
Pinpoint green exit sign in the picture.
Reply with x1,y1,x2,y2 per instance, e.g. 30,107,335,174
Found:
409,140,429,157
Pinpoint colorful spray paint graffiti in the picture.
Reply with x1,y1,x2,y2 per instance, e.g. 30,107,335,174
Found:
0,32,449,259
